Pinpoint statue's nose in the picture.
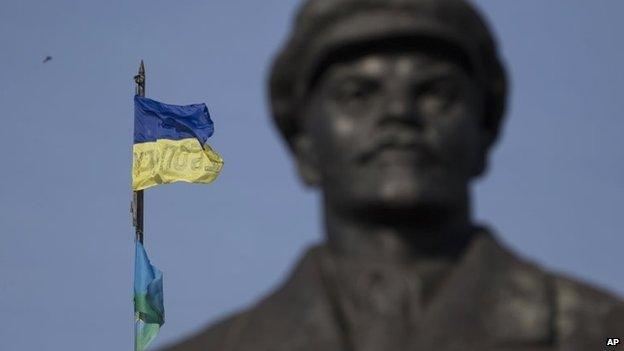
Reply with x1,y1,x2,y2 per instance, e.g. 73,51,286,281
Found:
386,99,410,118
381,91,423,129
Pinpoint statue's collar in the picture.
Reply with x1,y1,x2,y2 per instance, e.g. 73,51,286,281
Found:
317,229,555,348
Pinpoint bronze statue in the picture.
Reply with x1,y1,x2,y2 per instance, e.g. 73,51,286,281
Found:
163,0,624,350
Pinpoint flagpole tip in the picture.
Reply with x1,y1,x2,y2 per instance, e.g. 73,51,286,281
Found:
135,60,146,96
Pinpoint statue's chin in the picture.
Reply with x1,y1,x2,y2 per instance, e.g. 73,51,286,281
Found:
327,177,462,220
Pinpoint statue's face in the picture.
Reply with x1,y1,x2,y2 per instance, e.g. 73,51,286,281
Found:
295,48,489,215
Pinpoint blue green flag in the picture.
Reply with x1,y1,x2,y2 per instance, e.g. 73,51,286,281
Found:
134,241,164,351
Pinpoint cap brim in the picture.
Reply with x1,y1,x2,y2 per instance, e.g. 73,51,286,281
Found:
298,9,480,92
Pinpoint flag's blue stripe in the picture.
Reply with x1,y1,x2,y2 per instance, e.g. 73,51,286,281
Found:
134,241,161,295
134,240,165,324
134,96,214,145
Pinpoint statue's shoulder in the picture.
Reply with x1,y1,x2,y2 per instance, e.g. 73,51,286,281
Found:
506,243,624,347
551,272,624,346
158,310,251,351
483,233,623,348
159,245,342,351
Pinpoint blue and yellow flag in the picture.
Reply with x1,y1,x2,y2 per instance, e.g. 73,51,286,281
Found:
132,96,223,191
134,240,164,351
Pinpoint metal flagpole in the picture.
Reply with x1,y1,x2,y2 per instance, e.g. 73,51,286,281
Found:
133,60,145,244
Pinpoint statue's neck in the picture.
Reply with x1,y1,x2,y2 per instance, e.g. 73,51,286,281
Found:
323,199,474,264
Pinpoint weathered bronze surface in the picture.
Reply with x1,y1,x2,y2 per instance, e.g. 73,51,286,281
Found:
162,1,623,350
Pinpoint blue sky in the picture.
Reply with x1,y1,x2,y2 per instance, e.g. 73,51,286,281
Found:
0,1,623,350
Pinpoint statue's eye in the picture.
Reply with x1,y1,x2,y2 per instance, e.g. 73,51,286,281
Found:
417,78,461,115
331,78,379,106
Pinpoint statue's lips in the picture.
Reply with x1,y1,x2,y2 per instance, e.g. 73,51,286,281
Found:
360,144,434,166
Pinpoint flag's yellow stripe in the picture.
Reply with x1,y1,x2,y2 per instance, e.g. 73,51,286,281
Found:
132,138,223,191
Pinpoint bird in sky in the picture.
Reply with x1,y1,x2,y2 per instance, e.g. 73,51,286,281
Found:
42,56,52,63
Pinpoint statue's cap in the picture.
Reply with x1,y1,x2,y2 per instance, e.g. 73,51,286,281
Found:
269,0,507,145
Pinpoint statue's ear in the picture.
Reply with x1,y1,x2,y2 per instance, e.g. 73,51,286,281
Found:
291,134,321,187
474,126,498,177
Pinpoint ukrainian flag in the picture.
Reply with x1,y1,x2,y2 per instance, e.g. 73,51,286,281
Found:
132,96,223,191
